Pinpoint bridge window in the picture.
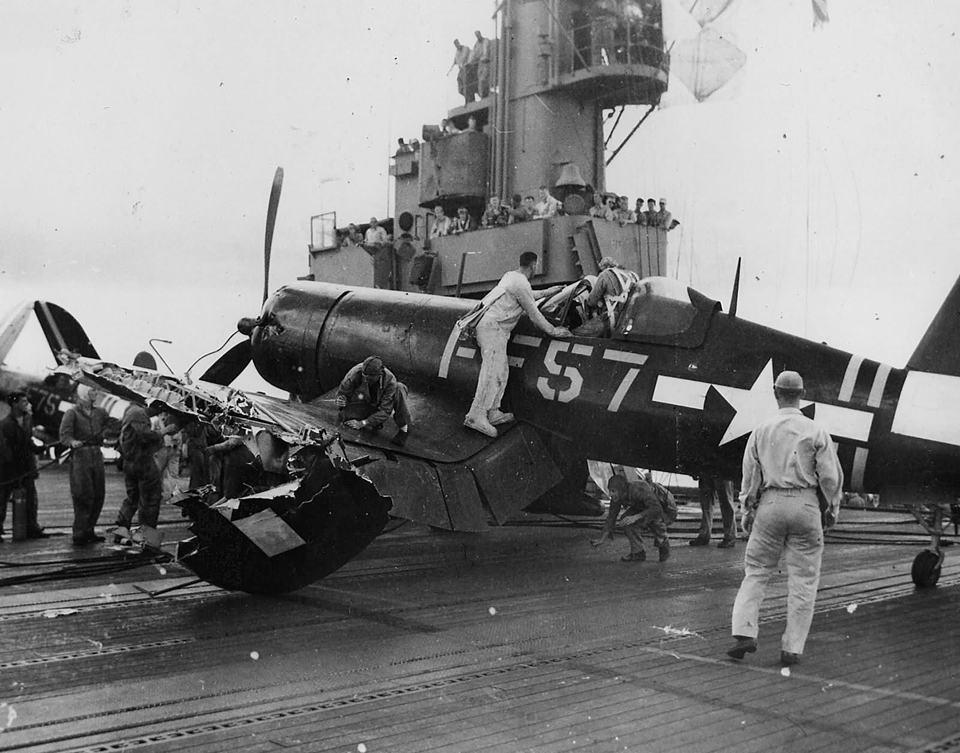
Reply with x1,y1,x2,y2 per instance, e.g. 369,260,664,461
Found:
310,212,337,252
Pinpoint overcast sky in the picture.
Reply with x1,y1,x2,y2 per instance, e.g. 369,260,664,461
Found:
1,0,958,389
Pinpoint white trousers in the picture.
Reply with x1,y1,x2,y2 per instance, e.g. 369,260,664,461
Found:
469,320,510,416
731,489,823,654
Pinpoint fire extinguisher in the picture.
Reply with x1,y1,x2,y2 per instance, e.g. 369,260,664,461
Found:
11,485,28,541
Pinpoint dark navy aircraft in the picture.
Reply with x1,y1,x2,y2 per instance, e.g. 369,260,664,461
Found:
214,268,959,589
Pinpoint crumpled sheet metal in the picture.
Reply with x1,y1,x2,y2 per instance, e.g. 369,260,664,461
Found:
174,459,391,594
56,355,329,446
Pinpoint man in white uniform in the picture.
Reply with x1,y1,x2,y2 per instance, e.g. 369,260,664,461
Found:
464,252,570,437
728,370,843,666
533,186,562,219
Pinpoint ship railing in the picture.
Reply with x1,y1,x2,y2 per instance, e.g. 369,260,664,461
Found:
568,19,666,72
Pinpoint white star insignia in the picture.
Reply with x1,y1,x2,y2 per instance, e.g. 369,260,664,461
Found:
713,359,779,445
653,361,818,446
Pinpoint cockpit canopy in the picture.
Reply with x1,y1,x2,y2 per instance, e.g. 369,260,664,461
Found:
613,277,720,347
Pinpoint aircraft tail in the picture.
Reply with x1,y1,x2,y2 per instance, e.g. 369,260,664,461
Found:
907,274,960,376
33,302,100,360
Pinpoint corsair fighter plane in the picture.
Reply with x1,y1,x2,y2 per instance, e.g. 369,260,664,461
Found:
221,271,960,588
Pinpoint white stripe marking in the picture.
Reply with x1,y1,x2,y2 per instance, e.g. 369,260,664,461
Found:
603,349,648,365
508,356,524,368
867,363,891,407
512,335,542,348
571,344,594,356
655,375,874,442
438,327,460,379
838,355,862,402
653,376,708,410
851,447,868,492
812,403,873,442
36,301,68,351
892,371,960,446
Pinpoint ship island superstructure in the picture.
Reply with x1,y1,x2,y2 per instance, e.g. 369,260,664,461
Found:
307,0,672,297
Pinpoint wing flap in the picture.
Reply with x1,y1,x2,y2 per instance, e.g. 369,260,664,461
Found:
466,423,562,524
435,463,489,531
358,450,457,530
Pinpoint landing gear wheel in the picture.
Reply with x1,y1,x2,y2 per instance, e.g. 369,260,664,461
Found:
911,550,942,588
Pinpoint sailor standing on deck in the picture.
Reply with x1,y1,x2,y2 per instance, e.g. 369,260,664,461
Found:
449,38,470,103
113,401,176,549
690,474,737,549
0,392,46,540
727,371,843,667
59,385,108,545
464,252,570,437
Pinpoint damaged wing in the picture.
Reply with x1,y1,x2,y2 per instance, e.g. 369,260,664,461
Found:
305,379,584,531
175,462,390,594
56,355,391,594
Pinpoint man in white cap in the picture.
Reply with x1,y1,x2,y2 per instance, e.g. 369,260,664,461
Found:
727,370,843,667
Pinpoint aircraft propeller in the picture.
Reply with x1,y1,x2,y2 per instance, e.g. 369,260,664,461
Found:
199,167,283,386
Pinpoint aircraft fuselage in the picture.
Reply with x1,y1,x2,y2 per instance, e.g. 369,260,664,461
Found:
251,282,960,502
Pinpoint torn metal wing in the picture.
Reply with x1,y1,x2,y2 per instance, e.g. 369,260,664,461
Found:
174,460,391,595
55,356,393,594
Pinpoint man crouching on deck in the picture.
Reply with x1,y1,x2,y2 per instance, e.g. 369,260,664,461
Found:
591,474,671,563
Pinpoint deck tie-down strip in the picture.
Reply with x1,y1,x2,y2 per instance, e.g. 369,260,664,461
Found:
53,628,960,753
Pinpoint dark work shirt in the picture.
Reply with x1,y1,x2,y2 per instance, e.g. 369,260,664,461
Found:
59,405,107,448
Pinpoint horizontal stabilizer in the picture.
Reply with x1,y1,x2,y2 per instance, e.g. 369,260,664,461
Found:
907,274,960,376
34,302,99,360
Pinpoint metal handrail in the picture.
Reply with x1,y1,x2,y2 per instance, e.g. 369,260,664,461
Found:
566,19,667,72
